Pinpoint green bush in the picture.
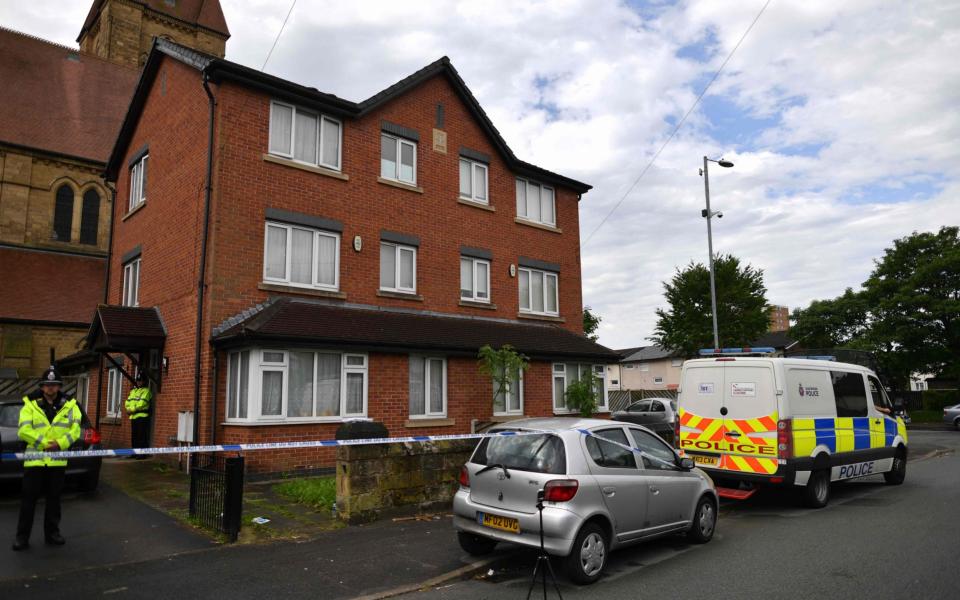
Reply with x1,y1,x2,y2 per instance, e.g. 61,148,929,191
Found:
565,378,599,417
922,390,960,411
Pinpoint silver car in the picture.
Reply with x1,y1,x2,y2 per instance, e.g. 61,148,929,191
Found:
945,403,960,430
452,417,717,584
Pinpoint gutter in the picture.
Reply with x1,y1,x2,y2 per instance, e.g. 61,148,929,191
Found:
192,71,216,446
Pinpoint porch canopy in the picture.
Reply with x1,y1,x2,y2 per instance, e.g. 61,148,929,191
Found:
211,297,618,362
83,305,167,387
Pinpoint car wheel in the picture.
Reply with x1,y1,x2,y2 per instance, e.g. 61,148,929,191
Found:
564,522,607,585
802,469,830,508
78,468,100,494
954,417,960,431
457,531,497,556
687,496,716,543
884,449,907,485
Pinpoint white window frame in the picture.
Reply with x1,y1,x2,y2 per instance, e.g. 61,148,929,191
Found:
122,258,140,307
409,356,447,419
552,363,608,414
518,267,558,316
460,256,491,303
459,158,488,204
671,358,683,367
515,177,555,227
380,242,417,294
106,368,122,418
76,374,90,413
268,100,342,171
225,348,368,424
262,222,340,291
381,133,417,185
493,369,524,416
129,154,147,211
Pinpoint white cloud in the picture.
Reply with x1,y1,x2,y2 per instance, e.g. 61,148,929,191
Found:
4,0,958,352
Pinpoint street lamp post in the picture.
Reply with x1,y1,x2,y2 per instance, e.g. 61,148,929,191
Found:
701,156,734,350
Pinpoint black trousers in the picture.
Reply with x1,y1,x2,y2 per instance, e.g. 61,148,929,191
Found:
16,466,66,540
131,416,150,449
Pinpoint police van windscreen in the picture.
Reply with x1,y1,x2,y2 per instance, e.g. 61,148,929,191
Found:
472,433,566,475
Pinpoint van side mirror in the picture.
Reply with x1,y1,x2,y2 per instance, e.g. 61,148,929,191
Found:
893,399,904,411
679,457,695,470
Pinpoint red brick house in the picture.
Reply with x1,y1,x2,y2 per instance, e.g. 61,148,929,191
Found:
91,39,615,474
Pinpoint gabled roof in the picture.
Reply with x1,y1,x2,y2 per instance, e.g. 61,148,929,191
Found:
0,27,139,163
751,331,798,350
79,0,230,41
105,39,591,194
84,305,167,352
212,297,618,362
621,345,679,362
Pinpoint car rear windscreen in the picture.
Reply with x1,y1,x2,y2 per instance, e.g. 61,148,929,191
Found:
472,433,566,475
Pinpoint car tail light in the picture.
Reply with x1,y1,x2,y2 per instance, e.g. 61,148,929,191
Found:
83,428,102,446
777,419,791,459
543,479,579,502
458,465,470,488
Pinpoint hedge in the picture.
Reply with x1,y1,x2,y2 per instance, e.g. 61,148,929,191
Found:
922,389,960,411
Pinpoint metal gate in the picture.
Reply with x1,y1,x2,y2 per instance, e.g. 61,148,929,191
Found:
189,453,244,542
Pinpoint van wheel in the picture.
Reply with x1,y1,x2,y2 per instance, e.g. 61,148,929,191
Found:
884,450,907,485
457,531,497,556
802,470,830,508
564,522,607,585
687,496,716,543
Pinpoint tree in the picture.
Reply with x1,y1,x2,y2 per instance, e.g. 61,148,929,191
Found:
651,254,769,357
477,345,529,404
862,226,960,384
790,288,870,348
582,306,601,341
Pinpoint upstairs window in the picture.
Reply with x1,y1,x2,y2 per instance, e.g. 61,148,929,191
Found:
459,158,488,204
263,222,340,291
518,267,558,316
380,242,416,294
129,154,148,211
381,133,416,184
79,189,100,245
53,185,74,242
516,178,555,226
269,101,341,171
122,257,140,307
460,256,490,303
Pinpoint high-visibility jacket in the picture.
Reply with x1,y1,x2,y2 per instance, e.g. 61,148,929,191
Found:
18,394,81,468
125,387,152,420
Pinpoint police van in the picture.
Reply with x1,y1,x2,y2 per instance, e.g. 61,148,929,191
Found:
676,349,907,507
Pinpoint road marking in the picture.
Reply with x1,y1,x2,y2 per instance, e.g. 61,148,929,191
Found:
103,587,128,595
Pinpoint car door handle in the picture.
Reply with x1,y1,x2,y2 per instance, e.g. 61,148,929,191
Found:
650,486,660,495
724,431,741,438
602,486,616,497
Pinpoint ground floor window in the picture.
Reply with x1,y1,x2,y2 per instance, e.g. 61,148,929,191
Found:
493,368,523,415
226,348,367,422
409,356,446,418
552,363,608,413
76,374,90,412
107,368,122,418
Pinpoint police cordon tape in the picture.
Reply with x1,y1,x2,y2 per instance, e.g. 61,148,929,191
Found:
1,427,680,470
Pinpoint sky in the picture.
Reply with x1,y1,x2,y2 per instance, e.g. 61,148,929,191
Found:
3,0,958,351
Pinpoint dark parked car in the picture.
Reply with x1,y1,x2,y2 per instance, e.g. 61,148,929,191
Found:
612,398,676,444
0,398,102,492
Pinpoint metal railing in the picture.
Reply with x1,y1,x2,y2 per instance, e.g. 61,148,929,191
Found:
189,453,244,542
608,389,678,412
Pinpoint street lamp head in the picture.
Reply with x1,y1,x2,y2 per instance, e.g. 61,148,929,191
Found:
717,159,734,168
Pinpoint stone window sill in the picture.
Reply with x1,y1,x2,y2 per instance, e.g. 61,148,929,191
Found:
262,154,349,181
258,282,346,300
459,300,497,310
517,312,566,323
221,419,363,427
515,217,562,234
100,417,122,426
377,177,424,194
405,418,455,428
377,290,424,302
458,198,495,212
122,202,146,222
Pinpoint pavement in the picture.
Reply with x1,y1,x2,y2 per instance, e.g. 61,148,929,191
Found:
0,430,955,599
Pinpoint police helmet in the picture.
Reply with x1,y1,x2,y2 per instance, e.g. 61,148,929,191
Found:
40,365,63,386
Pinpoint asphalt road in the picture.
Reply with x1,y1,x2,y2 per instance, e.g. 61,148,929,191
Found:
401,430,960,600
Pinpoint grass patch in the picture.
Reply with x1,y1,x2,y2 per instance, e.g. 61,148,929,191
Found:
273,476,336,511
909,409,949,424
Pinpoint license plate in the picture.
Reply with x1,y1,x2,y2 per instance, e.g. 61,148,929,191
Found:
693,454,719,467
478,512,520,534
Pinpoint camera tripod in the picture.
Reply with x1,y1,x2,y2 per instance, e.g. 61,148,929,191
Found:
526,489,563,600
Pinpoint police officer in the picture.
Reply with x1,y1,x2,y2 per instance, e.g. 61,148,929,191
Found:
125,373,152,458
13,366,81,551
